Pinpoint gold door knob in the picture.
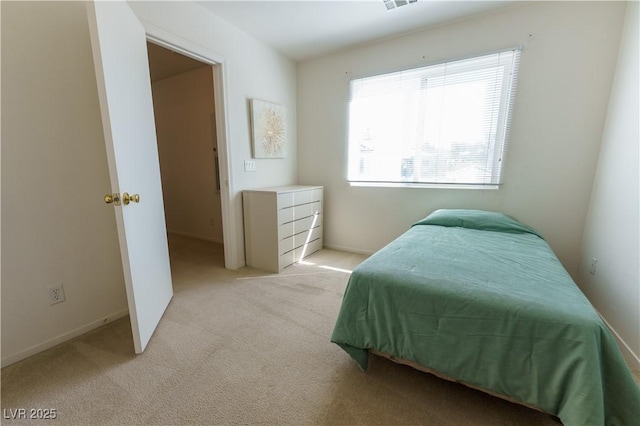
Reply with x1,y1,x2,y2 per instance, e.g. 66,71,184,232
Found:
122,192,140,205
104,193,121,206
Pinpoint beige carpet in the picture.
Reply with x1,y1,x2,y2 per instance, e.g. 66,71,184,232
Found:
1,235,564,425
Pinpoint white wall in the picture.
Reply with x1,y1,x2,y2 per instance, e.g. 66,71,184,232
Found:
577,2,639,368
1,0,297,366
152,66,224,243
297,1,626,277
1,1,128,366
129,1,298,268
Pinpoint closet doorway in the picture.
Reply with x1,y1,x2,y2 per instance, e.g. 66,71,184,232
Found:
146,43,224,259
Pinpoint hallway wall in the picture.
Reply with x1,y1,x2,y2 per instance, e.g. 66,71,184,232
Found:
152,66,224,243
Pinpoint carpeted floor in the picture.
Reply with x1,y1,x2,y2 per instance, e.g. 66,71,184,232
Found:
1,235,566,425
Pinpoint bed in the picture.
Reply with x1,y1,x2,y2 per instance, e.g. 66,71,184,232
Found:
331,209,640,426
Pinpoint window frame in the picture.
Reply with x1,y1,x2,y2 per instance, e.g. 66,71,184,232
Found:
346,48,522,189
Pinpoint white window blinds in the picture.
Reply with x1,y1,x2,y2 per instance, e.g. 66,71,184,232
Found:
347,48,521,186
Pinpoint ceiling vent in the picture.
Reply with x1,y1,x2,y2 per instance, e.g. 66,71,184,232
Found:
384,0,418,11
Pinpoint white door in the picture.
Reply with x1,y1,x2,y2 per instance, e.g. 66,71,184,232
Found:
87,1,173,353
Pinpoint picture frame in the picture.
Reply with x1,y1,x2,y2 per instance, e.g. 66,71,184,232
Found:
250,99,286,159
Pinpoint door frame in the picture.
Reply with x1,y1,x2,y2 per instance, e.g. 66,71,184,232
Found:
142,22,238,270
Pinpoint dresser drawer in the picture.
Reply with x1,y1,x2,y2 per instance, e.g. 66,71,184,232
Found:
312,187,323,203
278,201,322,225
278,213,322,240
279,237,323,270
277,188,319,209
293,189,315,205
277,192,295,209
278,225,323,255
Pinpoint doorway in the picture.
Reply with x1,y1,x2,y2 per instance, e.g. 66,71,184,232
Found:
146,42,225,258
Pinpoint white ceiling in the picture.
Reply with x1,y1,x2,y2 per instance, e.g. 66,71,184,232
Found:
195,0,519,61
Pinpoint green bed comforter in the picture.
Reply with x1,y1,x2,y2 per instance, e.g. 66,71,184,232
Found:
331,209,640,426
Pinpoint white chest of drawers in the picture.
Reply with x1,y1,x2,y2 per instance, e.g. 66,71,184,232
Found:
243,185,323,272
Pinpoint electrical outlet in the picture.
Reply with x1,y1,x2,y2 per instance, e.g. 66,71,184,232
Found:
589,258,598,275
48,284,66,305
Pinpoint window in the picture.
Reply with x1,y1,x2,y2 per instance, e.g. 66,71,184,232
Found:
347,49,521,187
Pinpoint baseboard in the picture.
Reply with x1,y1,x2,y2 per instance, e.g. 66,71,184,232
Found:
167,229,223,245
322,243,375,256
597,312,640,372
1,309,129,368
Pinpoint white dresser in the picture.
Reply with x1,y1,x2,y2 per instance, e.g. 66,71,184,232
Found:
243,185,323,272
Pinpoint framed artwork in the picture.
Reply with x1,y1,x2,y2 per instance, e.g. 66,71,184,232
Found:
250,99,286,158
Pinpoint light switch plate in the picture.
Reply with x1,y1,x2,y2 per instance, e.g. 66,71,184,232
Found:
244,160,256,172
